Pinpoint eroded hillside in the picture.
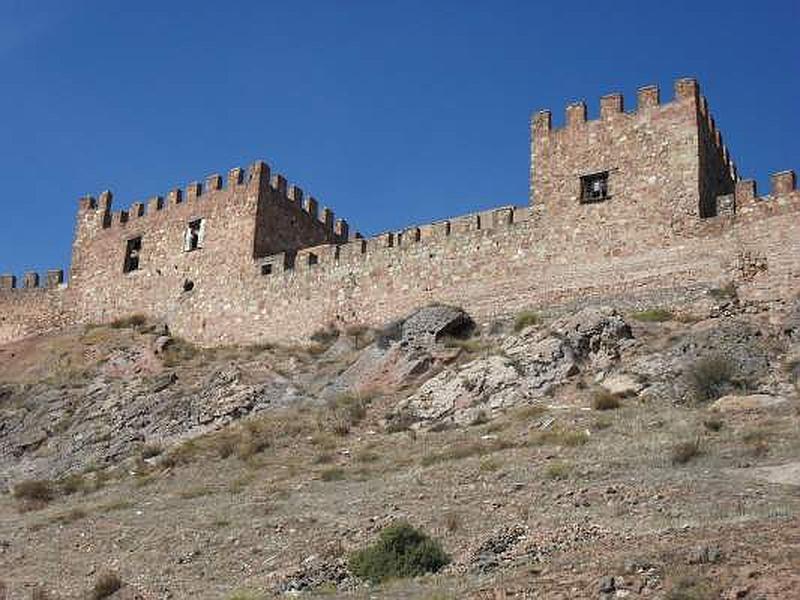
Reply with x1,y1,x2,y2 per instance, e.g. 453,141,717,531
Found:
1,292,799,599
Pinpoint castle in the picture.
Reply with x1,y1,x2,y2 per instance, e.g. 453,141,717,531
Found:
1,78,798,346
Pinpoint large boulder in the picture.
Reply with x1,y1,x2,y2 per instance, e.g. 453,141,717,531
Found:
397,355,520,425
396,306,633,427
322,305,474,398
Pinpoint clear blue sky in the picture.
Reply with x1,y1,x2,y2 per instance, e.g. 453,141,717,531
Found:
1,0,798,277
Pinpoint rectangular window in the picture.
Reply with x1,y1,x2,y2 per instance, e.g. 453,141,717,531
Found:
261,263,273,275
307,253,318,266
580,172,610,203
184,218,205,252
123,236,142,273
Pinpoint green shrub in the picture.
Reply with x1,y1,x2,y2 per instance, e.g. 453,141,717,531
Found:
592,389,620,410
513,310,540,332
348,522,450,583
631,308,673,322
686,354,737,402
703,417,723,432
544,461,571,480
91,571,122,599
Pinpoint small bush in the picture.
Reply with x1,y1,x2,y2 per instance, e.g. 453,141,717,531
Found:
671,438,702,465
348,522,450,583
13,479,54,504
703,417,723,432
385,409,417,433
59,473,89,495
140,443,163,459
91,571,122,599
686,354,737,402
592,389,621,410
443,511,461,532
631,308,673,322
161,337,198,367
513,310,540,332
310,326,340,348
323,393,370,436
109,314,147,329
320,467,346,482
544,461,571,480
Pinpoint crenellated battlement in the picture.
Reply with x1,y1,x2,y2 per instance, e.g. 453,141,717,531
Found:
0,269,64,291
532,78,739,187
257,205,525,276
719,169,799,218
77,160,350,240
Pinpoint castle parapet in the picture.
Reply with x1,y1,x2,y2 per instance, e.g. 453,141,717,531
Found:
0,269,64,290
722,170,798,218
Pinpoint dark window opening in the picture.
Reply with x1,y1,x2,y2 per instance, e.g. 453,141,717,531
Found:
307,253,318,266
182,279,194,292
261,263,273,275
185,219,205,251
580,172,610,203
123,237,142,273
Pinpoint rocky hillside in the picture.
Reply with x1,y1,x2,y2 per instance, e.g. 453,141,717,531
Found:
1,291,799,599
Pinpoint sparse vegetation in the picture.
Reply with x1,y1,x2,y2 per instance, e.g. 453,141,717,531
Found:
631,308,674,322
385,408,418,433
703,417,723,432
421,438,516,466
592,389,621,410
323,392,372,436
13,479,54,505
686,354,738,402
348,522,450,583
91,571,122,599
320,467,346,482
161,336,199,367
443,511,461,533
530,427,589,447
109,313,147,329
140,442,163,459
544,461,571,480
665,575,717,600
513,310,540,332
707,282,737,301
671,438,702,465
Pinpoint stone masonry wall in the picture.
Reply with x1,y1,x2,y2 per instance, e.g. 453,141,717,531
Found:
0,78,796,348
66,161,349,330
164,179,799,346
0,272,67,343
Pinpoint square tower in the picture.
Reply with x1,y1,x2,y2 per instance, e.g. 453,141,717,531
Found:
530,78,736,229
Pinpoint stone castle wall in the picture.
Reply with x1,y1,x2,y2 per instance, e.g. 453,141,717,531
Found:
0,78,797,347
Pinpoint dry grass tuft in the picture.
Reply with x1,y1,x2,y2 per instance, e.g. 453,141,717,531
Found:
671,438,702,465
91,571,122,599
592,389,621,410
513,310,541,332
